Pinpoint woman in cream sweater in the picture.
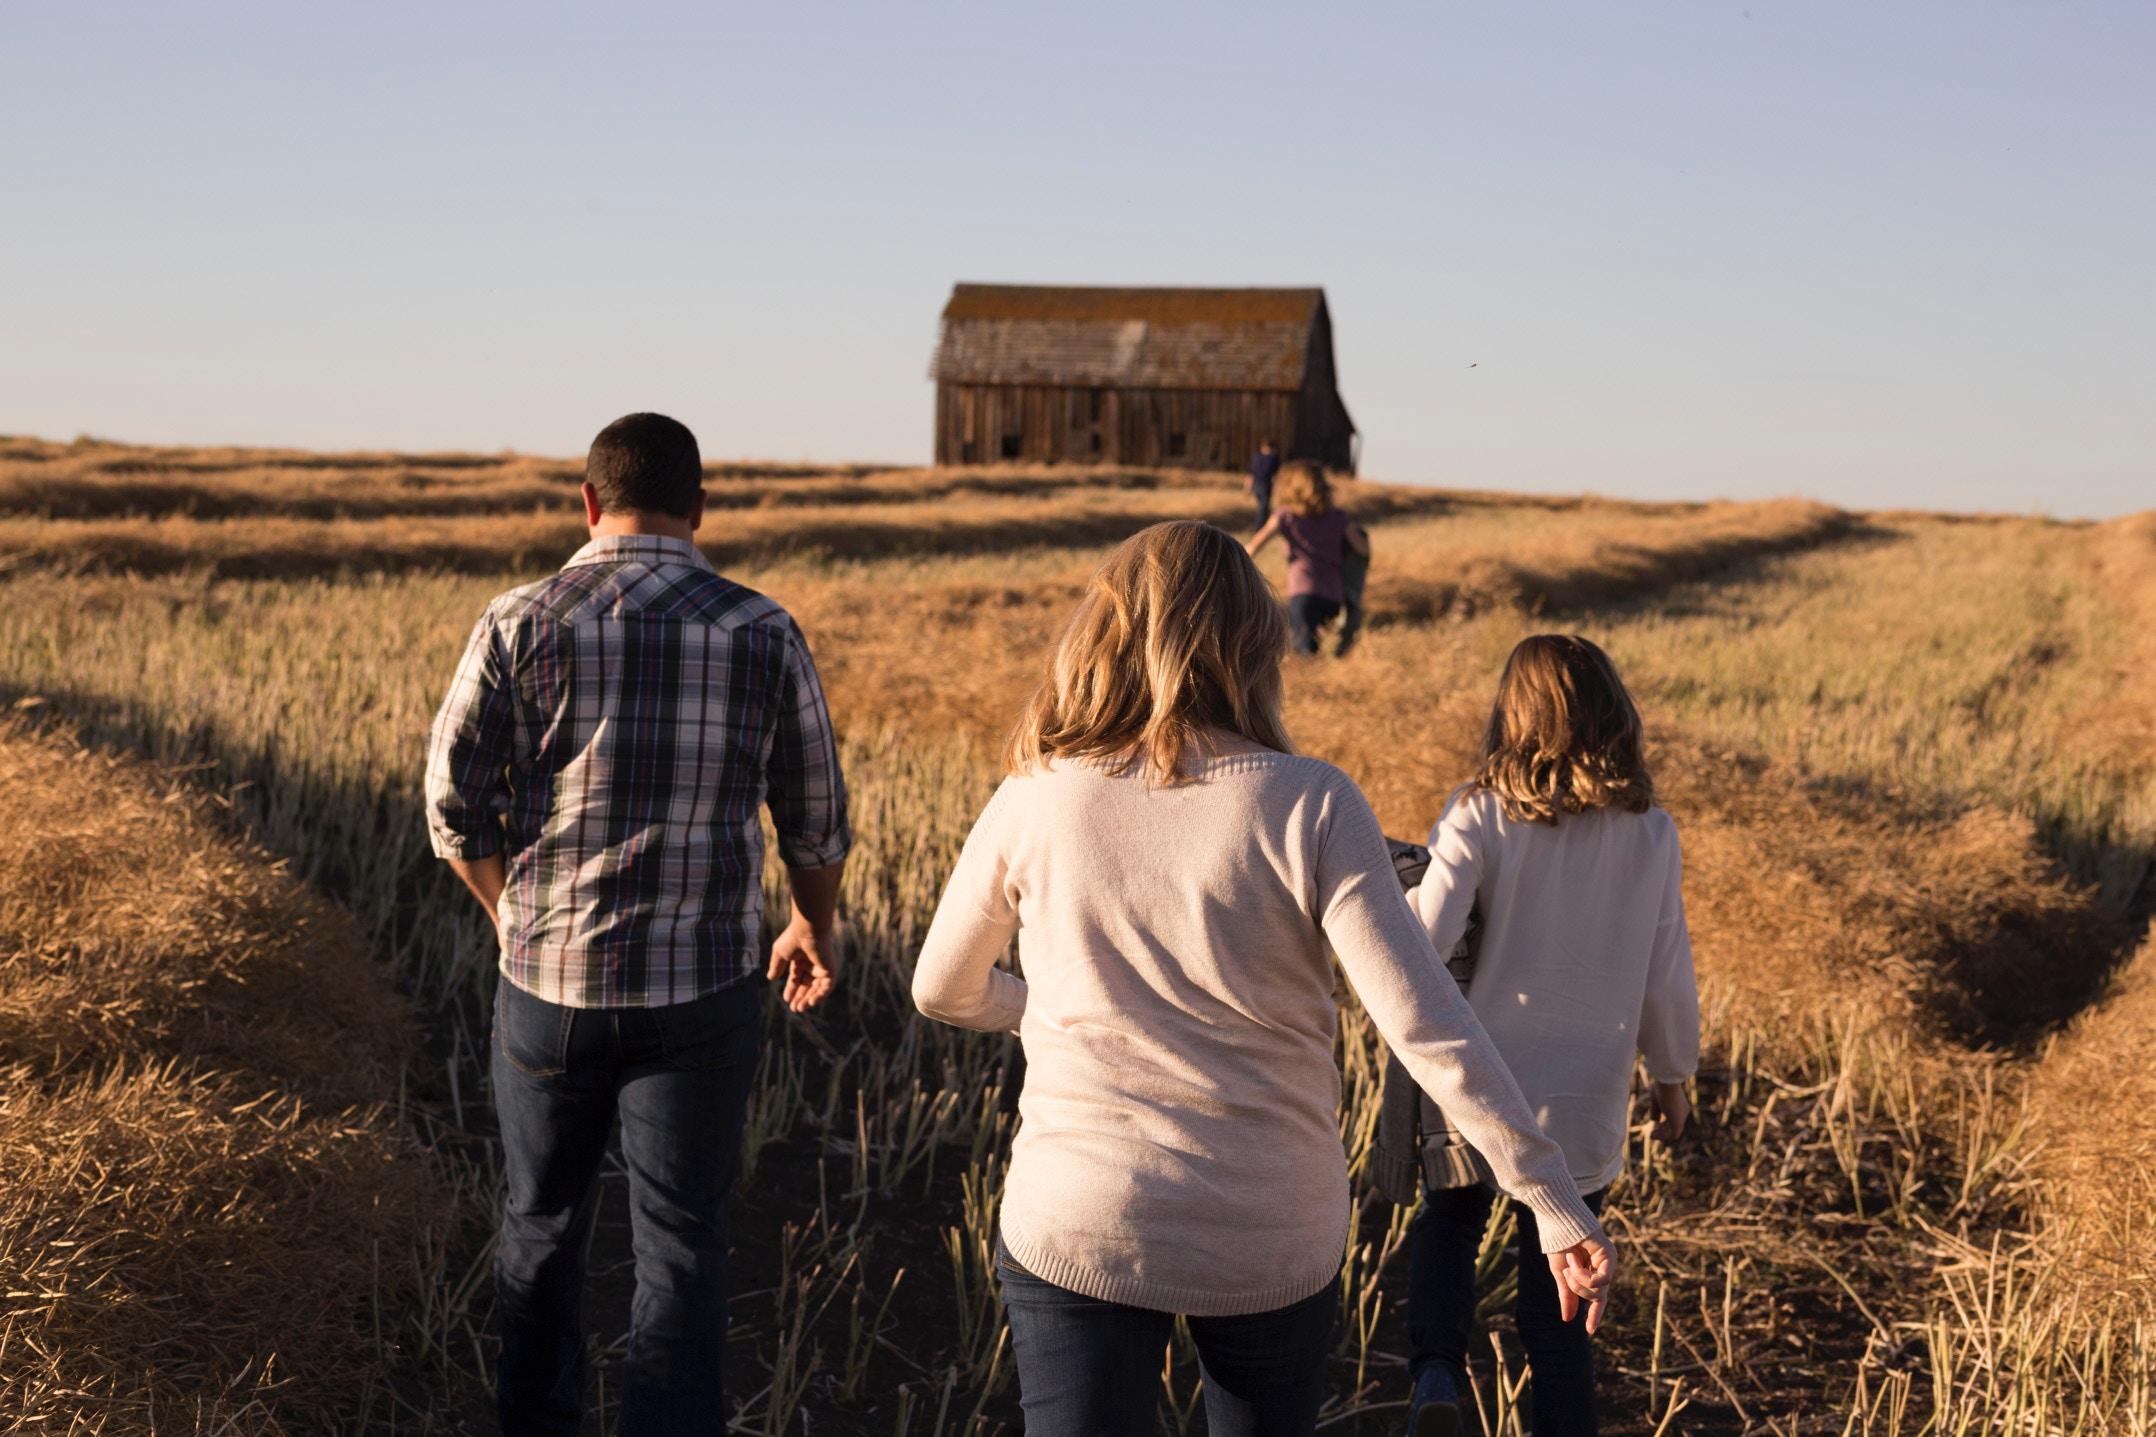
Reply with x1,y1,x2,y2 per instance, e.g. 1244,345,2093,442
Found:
911,521,1613,1435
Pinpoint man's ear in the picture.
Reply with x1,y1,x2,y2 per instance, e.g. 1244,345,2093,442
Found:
581,481,604,528
689,488,706,533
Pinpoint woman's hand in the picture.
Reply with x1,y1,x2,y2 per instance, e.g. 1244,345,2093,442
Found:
1651,1081,1692,1144
1547,1234,1616,1333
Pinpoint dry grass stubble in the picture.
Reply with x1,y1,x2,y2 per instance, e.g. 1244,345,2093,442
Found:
2025,511,2156,1324
0,717,460,1431
1,440,2147,1430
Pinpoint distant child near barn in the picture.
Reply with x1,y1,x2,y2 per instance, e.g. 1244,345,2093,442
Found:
1246,461,1369,656
1245,438,1281,530
1383,635,1701,1436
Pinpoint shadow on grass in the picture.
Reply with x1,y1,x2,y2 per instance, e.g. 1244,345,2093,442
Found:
0,677,1032,1435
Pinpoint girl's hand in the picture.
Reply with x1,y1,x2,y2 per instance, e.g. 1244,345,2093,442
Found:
1547,1234,1616,1333
1651,1081,1692,1144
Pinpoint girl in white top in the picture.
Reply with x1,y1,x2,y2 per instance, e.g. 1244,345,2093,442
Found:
912,523,1614,1437
1403,634,1699,1436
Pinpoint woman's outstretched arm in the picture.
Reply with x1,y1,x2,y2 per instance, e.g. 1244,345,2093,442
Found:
1246,512,1283,555
912,785,1028,1032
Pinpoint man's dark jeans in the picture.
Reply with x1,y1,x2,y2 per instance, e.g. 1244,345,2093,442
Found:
1408,1183,1609,1436
996,1250,1338,1436
492,977,764,1436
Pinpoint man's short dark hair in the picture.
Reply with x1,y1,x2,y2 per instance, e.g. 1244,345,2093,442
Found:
586,413,703,518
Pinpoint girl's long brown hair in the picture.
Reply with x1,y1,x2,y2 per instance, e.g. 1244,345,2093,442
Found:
1006,520,1292,784
1474,634,1654,824
1274,461,1336,518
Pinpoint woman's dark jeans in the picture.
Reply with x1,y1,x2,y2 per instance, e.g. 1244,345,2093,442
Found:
1287,594,1343,655
491,977,764,1437
1408,1183,1609,1436
997,1253,1338,1436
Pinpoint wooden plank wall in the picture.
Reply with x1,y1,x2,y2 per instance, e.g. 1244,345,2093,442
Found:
936,384,1301,472
1295,307,1358,473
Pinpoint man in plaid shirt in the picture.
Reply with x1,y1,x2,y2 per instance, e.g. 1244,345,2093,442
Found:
425,412,850,1435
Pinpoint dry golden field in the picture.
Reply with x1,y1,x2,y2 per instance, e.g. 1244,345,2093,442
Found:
0,434,2149,1434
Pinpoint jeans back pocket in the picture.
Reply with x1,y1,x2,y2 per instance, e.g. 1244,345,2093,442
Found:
495,980,573,1079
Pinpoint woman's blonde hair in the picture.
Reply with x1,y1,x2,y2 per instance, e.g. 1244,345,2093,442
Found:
1474,634,1654,824
1274,461,1335,518
1007,520,1292,784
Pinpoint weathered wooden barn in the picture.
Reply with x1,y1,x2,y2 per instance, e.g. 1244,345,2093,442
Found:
929,284,1357,473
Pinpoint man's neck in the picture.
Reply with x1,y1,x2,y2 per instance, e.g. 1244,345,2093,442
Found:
588,514,697,544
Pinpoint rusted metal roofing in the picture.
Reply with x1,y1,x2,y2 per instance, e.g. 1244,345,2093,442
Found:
932,284,1324,391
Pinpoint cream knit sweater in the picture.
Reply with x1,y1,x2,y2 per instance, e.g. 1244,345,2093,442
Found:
912,747,1606,1317
1413,790,1700,1195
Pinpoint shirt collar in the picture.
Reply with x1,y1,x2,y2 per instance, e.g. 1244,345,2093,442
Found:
561,533,716,574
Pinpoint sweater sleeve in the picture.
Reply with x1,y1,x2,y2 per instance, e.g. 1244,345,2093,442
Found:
912,785,1028,1033
1316,774,1606,1255
1637,823,1701,1084
1413,792,1484,958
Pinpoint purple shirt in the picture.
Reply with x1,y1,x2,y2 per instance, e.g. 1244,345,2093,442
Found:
1278,508,1351,602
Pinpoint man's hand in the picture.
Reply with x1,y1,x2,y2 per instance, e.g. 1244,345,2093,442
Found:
769,860,845,1013
1547,1233,1616,1334
767,913,837,1012
1651,1080,1692,1145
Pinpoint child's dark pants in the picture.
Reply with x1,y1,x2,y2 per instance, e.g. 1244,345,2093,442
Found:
1407,1183,1608,1436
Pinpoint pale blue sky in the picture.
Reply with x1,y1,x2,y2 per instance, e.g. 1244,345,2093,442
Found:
4,3,2149,516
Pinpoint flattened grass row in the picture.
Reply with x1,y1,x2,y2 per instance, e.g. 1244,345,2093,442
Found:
0,719,464,1431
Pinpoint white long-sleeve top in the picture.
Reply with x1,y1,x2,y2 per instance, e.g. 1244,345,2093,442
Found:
911,748,1606,1318
1412,789,1700,1194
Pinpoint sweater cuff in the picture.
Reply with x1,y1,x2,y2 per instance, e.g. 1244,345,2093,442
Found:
1522,1188,1608,1255
1365,1143,1420,1208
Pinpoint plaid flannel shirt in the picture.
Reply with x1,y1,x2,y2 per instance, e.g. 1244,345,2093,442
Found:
424,535,851,1007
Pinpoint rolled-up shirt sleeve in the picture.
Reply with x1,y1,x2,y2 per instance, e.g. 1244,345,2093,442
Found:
425,605,518,860
766,618,852,870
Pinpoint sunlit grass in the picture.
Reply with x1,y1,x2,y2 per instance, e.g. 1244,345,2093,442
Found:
0,443,2149,1432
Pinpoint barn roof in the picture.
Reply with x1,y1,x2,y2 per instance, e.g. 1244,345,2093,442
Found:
932,284,1326,392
